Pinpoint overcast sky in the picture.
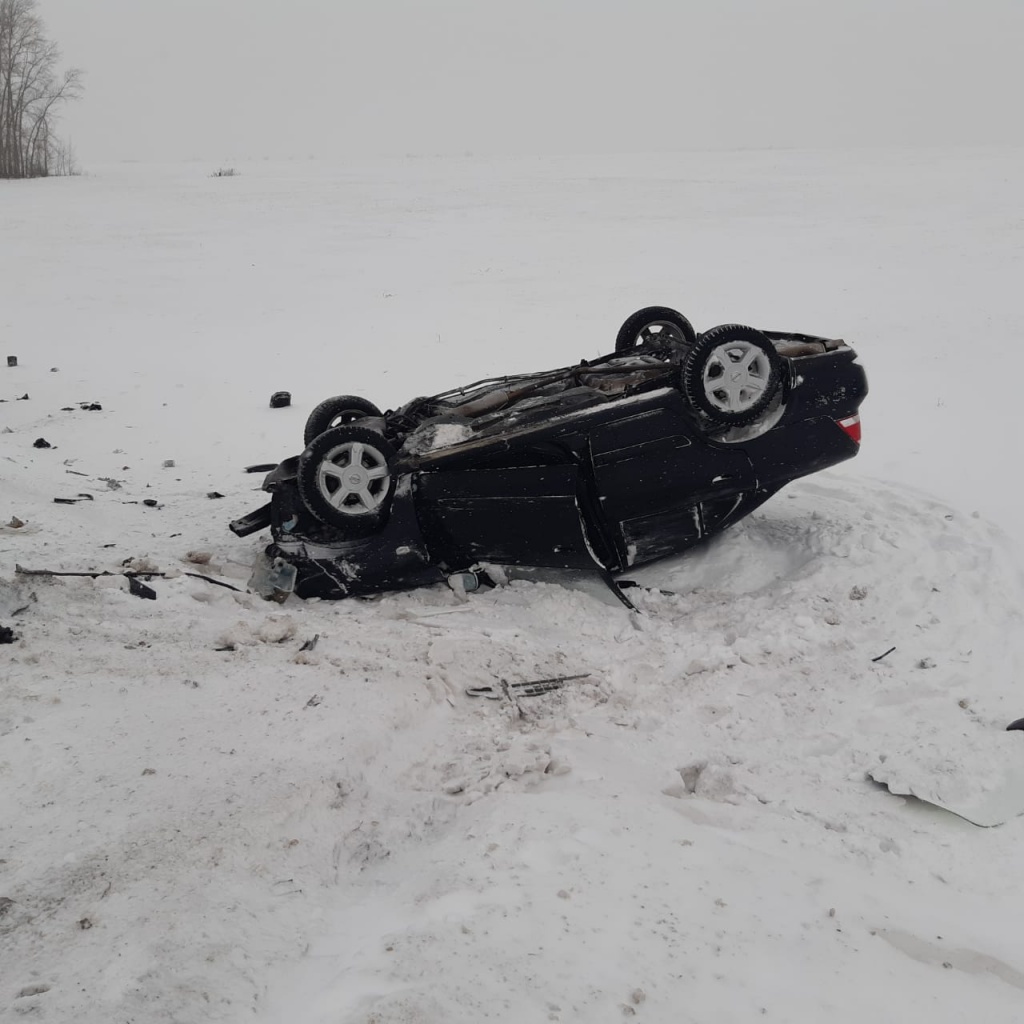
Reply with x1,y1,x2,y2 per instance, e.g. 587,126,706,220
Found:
38,0,1024,162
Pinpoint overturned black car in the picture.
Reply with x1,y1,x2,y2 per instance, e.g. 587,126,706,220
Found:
230,306,867,602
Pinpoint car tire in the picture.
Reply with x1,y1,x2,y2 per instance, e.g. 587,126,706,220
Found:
682,324,783,427
297,425,397,532
303,395,383,446
614,306,697,354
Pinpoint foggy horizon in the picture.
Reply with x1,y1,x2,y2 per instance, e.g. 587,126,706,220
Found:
32,0,1024,165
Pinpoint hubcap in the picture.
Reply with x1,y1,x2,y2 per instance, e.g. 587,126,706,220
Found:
702,341,771,413
636,321,687,347
316,440,390,515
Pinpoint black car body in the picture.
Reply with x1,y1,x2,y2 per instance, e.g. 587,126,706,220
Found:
230,308,867,601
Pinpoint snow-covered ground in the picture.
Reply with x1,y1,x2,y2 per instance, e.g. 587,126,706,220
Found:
2,149,1024,1023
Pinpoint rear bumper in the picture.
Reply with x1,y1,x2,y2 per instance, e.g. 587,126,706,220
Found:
742,415,861,490
782,346,868,423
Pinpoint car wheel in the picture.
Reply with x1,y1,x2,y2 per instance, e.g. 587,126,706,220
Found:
682,324,783,427
297,425,397,531
614,306,697,354
303,395,383,446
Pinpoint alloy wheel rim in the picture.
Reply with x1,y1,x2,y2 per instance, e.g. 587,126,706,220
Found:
702,341,771,413
636,321,687,347
316,441,390,514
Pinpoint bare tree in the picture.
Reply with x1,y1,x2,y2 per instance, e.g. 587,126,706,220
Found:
0,0,82,179
51,134,76,175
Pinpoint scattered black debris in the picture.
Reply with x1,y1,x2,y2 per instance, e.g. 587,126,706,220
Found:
33,438,52,449
78,917,93,930
17,565,140,580
102,543,116,548
53,494,94,505
1007,718,1024,732
299,634,320,652
207,491,225,499
142,499,160,508
871,646,897,663
128,576,157,600
17,393,28,400
466,673,591,700
14,564,243,593
141,767,156,776
304,694,322,708
162,459,175,468
61,406,74,411
65,469,89,477
50,367,58,372
79,402,102,411
99,477,122,490
6,355,17,367
245,463,278,473
0,626,17,644
269,391,291,409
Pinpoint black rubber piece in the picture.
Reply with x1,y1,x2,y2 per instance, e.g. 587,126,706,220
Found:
303,395,383,446
128,576,157,600
614,306,696,354
229,502,272,537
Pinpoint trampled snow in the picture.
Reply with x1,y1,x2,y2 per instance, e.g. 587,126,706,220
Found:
2,149,1024,1023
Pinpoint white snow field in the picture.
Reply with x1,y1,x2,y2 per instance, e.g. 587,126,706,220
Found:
2,149,1024,1023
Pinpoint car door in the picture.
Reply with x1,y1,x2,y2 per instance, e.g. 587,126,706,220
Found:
588,396,755,569
413,462,602,570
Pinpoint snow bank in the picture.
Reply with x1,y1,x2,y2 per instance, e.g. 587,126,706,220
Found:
3,150,1024,1023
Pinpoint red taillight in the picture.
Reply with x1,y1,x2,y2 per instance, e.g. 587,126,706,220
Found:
837,414,861,444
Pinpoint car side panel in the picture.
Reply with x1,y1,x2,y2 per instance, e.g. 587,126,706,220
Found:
413,464,601,570
741,417,860,489
588,402,756,568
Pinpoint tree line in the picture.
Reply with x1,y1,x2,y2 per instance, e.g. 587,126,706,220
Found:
0,0,81,178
